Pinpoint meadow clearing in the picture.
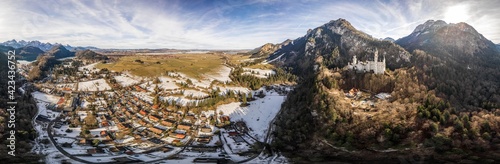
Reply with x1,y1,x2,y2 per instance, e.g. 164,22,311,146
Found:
96,54,226,79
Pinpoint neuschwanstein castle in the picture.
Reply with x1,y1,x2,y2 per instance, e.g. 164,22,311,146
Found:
347,49,385,74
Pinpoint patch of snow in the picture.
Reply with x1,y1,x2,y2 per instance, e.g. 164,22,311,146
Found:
114,75,140,87
242,68,275,78
243,68,275,75
76,79,111,91
216,86,250,95
32,91,61,104
17,60,33,65
158,76,180,90
172,72,212,88
131,91,154,104
217,88,286,142
205,65,232,83
183,89,208,98
78,62,100,74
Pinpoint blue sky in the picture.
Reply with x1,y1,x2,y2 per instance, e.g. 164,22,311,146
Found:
1,0,499,49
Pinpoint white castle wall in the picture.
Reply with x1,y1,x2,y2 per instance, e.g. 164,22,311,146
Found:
347,50,385,74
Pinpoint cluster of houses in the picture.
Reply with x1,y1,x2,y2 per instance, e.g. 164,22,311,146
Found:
30,60,254,159
65,82,238,154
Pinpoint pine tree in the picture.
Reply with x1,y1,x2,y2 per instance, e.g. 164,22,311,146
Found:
241,93,247,106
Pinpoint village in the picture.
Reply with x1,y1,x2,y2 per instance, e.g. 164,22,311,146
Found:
19,58,290,163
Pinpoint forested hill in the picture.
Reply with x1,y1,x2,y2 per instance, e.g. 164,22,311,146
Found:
75,49,108,62
15,46,45,61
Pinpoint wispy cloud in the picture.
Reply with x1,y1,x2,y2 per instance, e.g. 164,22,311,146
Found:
0,0,499,49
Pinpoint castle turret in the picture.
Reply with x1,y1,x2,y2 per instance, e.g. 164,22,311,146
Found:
374,49,379,62
352,55,357,64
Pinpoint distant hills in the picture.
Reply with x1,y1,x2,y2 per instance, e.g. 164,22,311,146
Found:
0,39,98,51
14,46,44,61
0,40,102,61
45,44,75,59
75,49,108,62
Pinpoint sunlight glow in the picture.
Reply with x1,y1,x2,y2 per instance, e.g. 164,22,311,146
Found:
443,5,470,23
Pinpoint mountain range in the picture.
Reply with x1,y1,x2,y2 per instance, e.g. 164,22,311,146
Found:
0,39,98,51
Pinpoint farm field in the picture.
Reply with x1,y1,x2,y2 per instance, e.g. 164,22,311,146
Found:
96,54,225,79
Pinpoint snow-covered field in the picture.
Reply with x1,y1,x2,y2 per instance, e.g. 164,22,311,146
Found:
242,68,275,78
114,75,141,87
161,96,197,106
217,88,286,142
81,97,107,108
158,76,180,90
76,79,111,91
78,62,101,74
205,65,232,83
216,86,250,95
190,78,212,89
183,89,208,97
170,72,212,88
32,91,62,119
32,91,61,104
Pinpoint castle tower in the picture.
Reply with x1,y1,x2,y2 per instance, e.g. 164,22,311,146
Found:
352,55,357,64
374,49,379,62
